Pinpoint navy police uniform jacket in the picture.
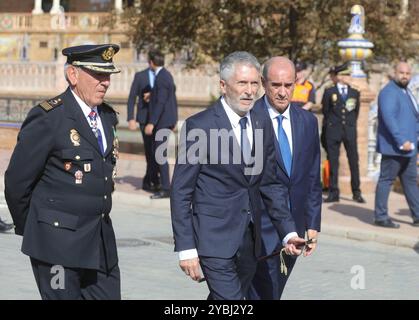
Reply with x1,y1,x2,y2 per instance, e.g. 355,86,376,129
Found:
322,85,360,141
5,88,119,271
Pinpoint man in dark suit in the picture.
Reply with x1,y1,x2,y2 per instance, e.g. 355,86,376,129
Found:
374,61,419,228
5,44,121,300
127,65,159,192
144,50,178,199
322,63,366,203
170,51,305,300
247,57,322,300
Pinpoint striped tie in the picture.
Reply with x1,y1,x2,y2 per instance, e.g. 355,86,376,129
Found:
88,110,105,154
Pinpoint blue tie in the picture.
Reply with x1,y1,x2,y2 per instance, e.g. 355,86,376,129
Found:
277,115,292,176
88,110,105,155
239,117,252,165
341,86,347,101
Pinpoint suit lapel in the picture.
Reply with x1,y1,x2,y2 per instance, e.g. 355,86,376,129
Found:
213,99,248,185
63,88,103,155
289,105,303,179
259,98,289,178
98,105,114,156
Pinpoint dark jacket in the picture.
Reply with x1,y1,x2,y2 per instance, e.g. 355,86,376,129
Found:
322,85,360,140
127,68,152,124
170,99,296,259
5,88,119,271
148,67,178,129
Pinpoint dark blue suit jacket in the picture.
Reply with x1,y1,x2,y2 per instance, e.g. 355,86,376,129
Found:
149,67,178,129
170,99,296,259
377,80,419,157
253,97,322,254
127,68,152,124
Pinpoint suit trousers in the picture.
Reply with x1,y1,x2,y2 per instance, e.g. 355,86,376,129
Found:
327,133,361,195
199,223,257,300
140,125,159,185
374,155,419,221
30,257,121,300
247,243,297,300
153,129,172,191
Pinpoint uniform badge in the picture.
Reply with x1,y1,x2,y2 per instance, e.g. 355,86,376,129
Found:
84,163,91,172
102,47,115,61
75,170,83,184
64,162,72,171
345,98,356,112
70,129,81,146
332,94,338,102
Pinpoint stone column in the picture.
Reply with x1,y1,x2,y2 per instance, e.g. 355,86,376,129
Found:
50,0,61,14
32,0,44,15
115,0,123,13
338,77,376,194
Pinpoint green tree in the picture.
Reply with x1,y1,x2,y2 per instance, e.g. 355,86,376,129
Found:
123,0,418,70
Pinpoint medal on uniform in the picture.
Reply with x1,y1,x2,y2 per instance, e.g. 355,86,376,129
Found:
75,170,83,184
64,162,72,171
345,98,356,112
84,163,91,172
112,134,119,160
70,129,81,146
332,93,337,103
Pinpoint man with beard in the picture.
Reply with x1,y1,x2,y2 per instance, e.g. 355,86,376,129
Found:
170,51,305,300
374,61,419,228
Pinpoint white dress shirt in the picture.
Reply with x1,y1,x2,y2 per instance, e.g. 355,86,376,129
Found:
264,96,293,155
179,97,297,261
71,89,108,151
337,83,348,97
264,97,298,245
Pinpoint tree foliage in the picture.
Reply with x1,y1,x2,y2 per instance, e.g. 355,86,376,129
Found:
123,0,418,70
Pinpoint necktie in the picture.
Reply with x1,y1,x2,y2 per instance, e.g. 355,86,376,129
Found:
88,110,105,154
239,117,252,165
341,86,347,101
277,115,292,176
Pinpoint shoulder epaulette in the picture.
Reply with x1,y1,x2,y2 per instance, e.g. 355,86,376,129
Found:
38,95,63,112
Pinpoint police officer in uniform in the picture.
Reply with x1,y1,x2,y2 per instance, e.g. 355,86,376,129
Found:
5,44,121,299
322,63,366,203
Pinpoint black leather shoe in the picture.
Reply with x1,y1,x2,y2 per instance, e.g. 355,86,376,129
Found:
142,182,161,193
412,218,419,227
150,190,170,199
324,194,339,203
353,194,366,203
0,219,13,233
374,219,400,229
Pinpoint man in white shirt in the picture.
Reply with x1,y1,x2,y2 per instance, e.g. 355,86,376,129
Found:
170,51,305,300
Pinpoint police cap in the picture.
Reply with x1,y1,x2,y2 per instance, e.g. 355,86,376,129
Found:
62,44,120,73
334,62,351,75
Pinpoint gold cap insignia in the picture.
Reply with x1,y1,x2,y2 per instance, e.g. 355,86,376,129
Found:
102,47,115,61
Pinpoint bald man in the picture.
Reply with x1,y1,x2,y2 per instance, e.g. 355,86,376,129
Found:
248,57,322,299
374,62,419,228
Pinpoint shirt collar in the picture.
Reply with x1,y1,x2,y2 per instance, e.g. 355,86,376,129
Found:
220,96,250,128
70,89,98,117
154,66,163,76
264,95,290,120
337,83,347,91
